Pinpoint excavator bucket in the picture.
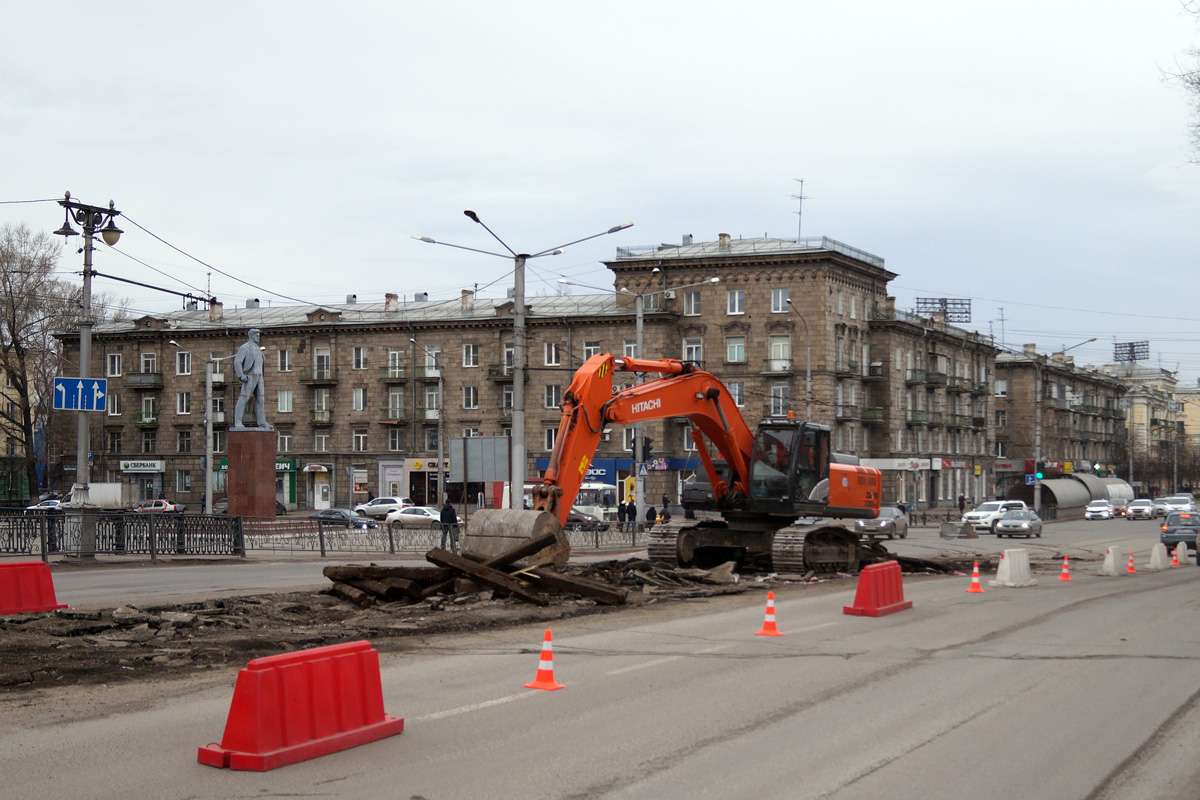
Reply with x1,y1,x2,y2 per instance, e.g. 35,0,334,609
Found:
462,509,571,568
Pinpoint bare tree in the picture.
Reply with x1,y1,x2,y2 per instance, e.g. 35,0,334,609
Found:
1173,2,1200,162
0,223,84,499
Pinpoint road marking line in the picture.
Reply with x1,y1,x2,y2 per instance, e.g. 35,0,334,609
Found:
412,691,537,722
605,641,738,675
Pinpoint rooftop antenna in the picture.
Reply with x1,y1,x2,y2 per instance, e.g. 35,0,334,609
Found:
997,307,1007,349
790,178,808,239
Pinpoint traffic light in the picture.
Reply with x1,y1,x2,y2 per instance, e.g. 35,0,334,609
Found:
1035,461,1045,480
641,436,654,462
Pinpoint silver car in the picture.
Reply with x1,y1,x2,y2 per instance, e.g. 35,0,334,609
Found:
855,507,908,540
1125,499,1156,520
995,509,1042,538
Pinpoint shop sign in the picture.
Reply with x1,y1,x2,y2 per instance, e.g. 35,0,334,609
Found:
120,460,164,473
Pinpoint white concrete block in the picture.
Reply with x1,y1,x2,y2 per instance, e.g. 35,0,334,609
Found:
1147,543,1169,571
1098,547,1121,576
990,548,1037,587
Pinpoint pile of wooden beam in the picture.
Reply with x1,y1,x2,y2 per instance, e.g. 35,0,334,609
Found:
323,532,629,608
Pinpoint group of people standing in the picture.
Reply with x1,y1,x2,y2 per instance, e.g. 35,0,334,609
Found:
615,494,673,532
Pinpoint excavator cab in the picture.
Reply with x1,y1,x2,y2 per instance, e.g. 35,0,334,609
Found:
747,420,830,517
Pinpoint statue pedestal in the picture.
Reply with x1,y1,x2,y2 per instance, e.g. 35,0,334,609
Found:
228,430,277,518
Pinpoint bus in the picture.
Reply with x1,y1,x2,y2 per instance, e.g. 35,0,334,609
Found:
523,481,621,522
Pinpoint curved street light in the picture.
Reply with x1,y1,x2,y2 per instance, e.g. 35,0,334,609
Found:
413,214,632,504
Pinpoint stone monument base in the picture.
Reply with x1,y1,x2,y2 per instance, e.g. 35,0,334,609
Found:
228,429,277,518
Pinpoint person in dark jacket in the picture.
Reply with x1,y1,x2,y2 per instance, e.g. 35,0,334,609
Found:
626,500,637,532
617,501,627,530
644,504,657,532
439,501,458,551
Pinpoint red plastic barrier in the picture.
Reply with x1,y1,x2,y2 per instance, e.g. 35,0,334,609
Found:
843,560,913,617
0,561,68,614
198,640,403,771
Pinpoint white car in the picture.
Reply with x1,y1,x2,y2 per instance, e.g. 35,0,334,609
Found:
385,505,459,528
1084,500,1113,520
1163,496,1195,514
353,496,413,519
25,499,63,512
961,500,1028,533
1125,499,1156,520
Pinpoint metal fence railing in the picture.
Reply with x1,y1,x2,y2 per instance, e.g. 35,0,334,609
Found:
0,511,244,562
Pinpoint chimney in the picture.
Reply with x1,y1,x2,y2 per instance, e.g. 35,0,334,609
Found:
1023,343,1038,357
246,298,259,309
718,233,731,249
461,289,475,311
682,234,693,245
414,292,428,303
346,294,357,304
185,300,198,311
209,301,224,322
885,296,896,316
384,293,399,312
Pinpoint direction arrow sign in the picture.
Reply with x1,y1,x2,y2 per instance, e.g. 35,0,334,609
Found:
53,377,107,411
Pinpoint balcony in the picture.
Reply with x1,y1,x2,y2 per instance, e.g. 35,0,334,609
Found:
834,359,860,378
299,367,338,384
310,409,333,426
835,404,859,422
906,410,929,425
377,366,408,382
134,411,158,427
762,403,790,419
927,411,944,426
379,407,410,424
210,372,226,385
413,365,442,381
126,372,163,390
488,364,515,381
905,369,926,385
761,358,794,375
864,364,885,381
949,413,973,428
926,370,947,387
211,411,226,426
971,415,986,428
861,406,884,423
419,406,441,421
947,376,970,393
972,381,989,395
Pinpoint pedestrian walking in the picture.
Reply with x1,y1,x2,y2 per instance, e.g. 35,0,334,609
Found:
626,500,637,532
617,501,627,530
439,500,458,551
957,494,966,515
661,493,670,510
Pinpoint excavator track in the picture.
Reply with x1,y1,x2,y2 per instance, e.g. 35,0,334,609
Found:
769,530,809,573
646,527,681,565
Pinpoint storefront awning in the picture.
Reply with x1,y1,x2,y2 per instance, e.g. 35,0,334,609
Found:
302,464,330,473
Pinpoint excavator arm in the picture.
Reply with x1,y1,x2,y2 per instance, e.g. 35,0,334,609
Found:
532,354,756,524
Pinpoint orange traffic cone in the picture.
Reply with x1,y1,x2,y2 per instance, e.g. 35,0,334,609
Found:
755,591,784,636
1058,556,1072,582
1171,549,1180,567
967,562,985,593
524,630,564,691
1126,553,1137,574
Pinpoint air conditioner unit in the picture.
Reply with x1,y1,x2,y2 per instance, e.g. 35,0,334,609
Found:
601,431,611,442
663,290,676,300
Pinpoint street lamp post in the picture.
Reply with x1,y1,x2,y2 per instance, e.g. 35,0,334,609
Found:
1035,337,1096,512
170,341,234,515
561,275,719,509
784,298,813,420
410,339,444,506
413,214,632,507
54,193,122,515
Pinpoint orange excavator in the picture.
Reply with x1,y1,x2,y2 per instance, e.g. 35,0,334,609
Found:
469,353,883,573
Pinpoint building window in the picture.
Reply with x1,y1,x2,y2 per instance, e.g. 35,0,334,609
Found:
544,427,557,450
175,351,191,376
175,470,191,494
278,349,292,372
278,430,292,452
463,386,479,409
353,387,367,411
545,385,562,408
351,347,367,370
683,290,701,316
726,337,746,363
769,335,791,368
623,339,638,359
314,387,330,412
277,389,293,413
728,381,744,407
106,431,122,453
771,287,789,313
177,430,191,453
107,353,122,377
388,429,403,452
108,394,122,417
424,384,440,413
213,430,225,453
544,342,562,366
502,343,515,373
423,345,441,370
387,348,405,377
141,352,157,373
388,388,404,417
463,343,479,368
176,392,191,415
424,427,439,451
583,340,601,360
502,384,514,411
727,289,745,315
352,430,368,452
995,409,1007,427
770,383,789,417
142,430,157,453
683,338,703,363
994,379,1008,398
463,427,480,438
996,441,1009,458
314,433,329,452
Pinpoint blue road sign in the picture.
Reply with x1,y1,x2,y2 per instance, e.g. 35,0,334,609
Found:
53,377,107,411
1025,474,1036,485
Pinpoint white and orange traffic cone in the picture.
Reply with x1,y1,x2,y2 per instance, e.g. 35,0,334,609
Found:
1058,556,1072,582
755,591,784,636
1171,549,1180,566
967,562,985,593
1127,552,1137,574
524,629,564,691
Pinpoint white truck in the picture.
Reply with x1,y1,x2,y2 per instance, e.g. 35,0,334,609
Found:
61,482,138,510
961,499,1028,534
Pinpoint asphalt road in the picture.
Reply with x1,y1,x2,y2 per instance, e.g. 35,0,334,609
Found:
5,516,1200,799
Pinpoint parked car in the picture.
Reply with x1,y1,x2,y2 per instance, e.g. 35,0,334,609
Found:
1153,497,1171,517
132,499,185,513
353,496,413,519
565,510,609,532
962,500,1028,533
307,508,378,529
25,499,62,512
856,507,908,540
1126,499,1156,520
1163,496,1195,514
385,505,458,528
1160,512,1200,557
1084,500,1113,520
995,509,1043,538
212,498,287,516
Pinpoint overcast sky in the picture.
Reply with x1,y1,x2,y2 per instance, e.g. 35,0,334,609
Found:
3,2,1198,382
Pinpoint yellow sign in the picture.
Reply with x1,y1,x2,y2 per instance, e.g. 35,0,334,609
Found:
598,361,610,379
413,461,422,470
578,456,589,477
1063,462,1074,474
623,475,636,503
